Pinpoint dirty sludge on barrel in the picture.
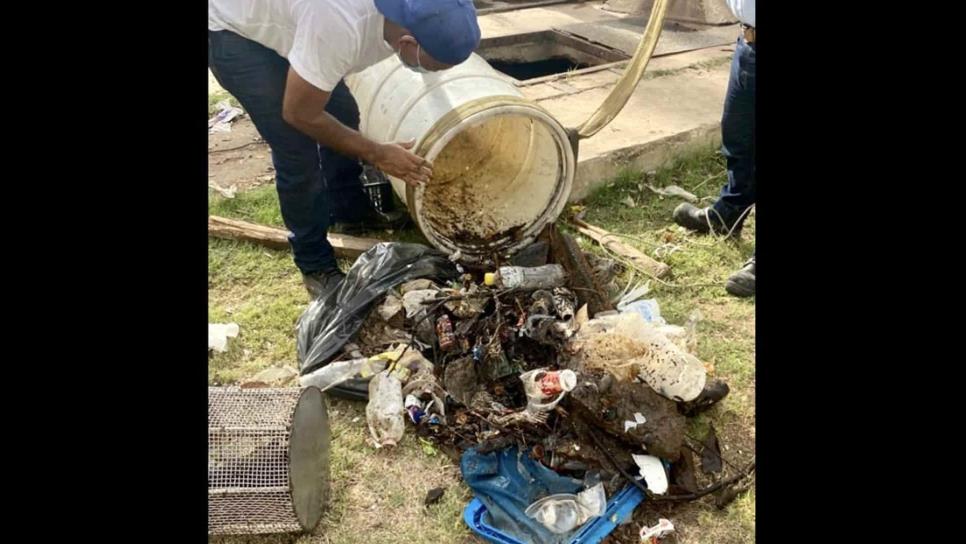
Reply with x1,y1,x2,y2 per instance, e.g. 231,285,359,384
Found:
345,54,575,262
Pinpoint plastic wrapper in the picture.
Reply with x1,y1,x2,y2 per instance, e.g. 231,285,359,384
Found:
524,483,607,534
402,289,440,318
632,454,669,494
575,312,706,402
208,323,239,353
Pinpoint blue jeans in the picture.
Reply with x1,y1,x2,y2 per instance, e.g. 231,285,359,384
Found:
712,36,756,229
208,30,372,274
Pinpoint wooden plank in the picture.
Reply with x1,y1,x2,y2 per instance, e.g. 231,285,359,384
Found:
208,215,288,249
572,218,671,278
326,231,384,259
208,215,382,259
547,225,614,316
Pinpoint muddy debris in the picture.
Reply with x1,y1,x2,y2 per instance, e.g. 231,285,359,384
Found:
510,239,550,267
305,244,750,539
567,374,686,461
443,356,478,406
424,487,446,507
700,424,724,475
669,446,700,495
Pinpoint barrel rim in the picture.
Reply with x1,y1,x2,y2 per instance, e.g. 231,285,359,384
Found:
408,96,575,262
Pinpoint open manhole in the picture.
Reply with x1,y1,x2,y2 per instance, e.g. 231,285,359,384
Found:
474,0,578,15
477,30,630,81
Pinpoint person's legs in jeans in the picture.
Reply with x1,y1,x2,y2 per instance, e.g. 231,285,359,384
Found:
718,37,755,296
322,82,374,223
208,30,336,275
671,37,755,237
712,37,756,228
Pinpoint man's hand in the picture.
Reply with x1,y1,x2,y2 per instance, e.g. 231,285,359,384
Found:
372,140,433,187
283,68,434,185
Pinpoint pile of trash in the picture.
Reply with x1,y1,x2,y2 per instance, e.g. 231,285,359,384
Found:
297,241,753,543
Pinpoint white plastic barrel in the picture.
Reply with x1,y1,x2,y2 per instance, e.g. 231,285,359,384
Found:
345,54,575,263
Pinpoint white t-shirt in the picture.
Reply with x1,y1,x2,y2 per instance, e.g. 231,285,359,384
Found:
209,0,395,92
725,0,755,27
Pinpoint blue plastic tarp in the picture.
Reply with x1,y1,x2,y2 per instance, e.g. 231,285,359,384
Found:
461,447,584,544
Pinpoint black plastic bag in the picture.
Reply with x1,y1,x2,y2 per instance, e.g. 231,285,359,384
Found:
296,242,459,399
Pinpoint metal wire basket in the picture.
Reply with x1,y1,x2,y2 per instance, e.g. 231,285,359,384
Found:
208,386,330,535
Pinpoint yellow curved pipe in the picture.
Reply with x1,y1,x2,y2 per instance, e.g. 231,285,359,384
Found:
575,0,671,139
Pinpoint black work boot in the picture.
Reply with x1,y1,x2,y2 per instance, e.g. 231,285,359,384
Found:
302,267,346,300
679,380,730,417
725,257,755,298
672,203,742,238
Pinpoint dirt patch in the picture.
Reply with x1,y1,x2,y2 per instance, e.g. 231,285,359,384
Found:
697,300,755,339
208,117,276,193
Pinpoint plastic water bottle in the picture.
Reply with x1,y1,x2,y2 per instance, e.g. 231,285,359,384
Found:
484,264,567,290
299,357,386,392
366,370,405,447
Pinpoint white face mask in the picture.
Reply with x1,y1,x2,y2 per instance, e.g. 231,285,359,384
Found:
398,43,431,74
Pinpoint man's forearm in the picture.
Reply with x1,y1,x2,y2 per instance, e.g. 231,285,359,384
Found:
284,109,382,163
280,68,429,186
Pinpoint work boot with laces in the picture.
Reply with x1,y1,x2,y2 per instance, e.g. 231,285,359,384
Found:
302,267,346,300
725,257,755,298
672,203,743,239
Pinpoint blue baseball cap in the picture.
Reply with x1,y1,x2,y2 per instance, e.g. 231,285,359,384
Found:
375,0,481,65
